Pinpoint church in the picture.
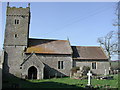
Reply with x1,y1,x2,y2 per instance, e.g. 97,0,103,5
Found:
2,3,110,79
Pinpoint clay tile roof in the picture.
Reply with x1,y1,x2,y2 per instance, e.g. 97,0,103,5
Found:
26,38,72,54
72,46,108,60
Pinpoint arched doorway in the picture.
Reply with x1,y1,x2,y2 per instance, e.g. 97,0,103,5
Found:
28,66,37,79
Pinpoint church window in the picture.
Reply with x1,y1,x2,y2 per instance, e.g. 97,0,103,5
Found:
58,61,64,69
15,19,19,24
92,62,97,69
14,34,18,38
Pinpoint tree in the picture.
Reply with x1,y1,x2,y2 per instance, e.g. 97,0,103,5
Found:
117,2,120,75
113,2,120,26
111,2,120,60
81,66,90,76
97,31,118,64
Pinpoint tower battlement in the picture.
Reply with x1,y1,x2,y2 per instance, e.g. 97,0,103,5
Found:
7,7,30,16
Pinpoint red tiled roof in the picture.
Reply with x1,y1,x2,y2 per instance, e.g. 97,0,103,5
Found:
26,38,72,54
72,46,108,60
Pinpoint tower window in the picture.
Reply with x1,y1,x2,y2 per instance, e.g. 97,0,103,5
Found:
15,19,19,24
58,61,64,69
14,34,18,38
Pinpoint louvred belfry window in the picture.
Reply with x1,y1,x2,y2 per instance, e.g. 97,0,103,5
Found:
15,19,19,24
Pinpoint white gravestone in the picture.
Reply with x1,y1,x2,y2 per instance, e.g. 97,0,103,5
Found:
104,69,107,76
87,70,92,86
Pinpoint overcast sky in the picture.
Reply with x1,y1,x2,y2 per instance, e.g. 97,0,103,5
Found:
0,2,118,59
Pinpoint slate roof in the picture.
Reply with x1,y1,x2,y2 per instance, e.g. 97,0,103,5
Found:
72,46,108,60
26,38,72,54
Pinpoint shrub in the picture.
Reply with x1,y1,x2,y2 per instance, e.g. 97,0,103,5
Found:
71,67,79,72
81,66,90,76
70,67,80,75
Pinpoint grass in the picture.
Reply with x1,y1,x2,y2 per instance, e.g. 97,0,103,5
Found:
3,74,118,88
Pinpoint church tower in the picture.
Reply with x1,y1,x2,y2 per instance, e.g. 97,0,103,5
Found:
3,3,30,77
4,3,30,46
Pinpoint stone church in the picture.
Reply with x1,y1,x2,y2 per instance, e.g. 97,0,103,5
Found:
2,3,110,79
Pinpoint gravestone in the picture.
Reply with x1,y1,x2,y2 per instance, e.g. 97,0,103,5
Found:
87,70,92,86
104,69,107,76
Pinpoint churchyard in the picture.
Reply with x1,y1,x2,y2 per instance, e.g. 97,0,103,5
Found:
2,73,118,89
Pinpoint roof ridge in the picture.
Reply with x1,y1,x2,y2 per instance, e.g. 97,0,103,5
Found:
72,46,100,47
29,38,68,41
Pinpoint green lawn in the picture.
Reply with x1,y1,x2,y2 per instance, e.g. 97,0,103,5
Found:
3,74,118,89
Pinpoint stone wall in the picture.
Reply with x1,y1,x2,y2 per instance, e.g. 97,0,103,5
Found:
74,60,110,75
25,54,73,78
3,50,72,79
3,46,26,77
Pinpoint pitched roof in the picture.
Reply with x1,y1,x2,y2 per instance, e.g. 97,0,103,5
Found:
25,38,72,54
72,46,108,60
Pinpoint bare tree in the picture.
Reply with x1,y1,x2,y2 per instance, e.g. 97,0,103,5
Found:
97,31,118,63
113,2,120,60
113,2,120,26
97,2,119,63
